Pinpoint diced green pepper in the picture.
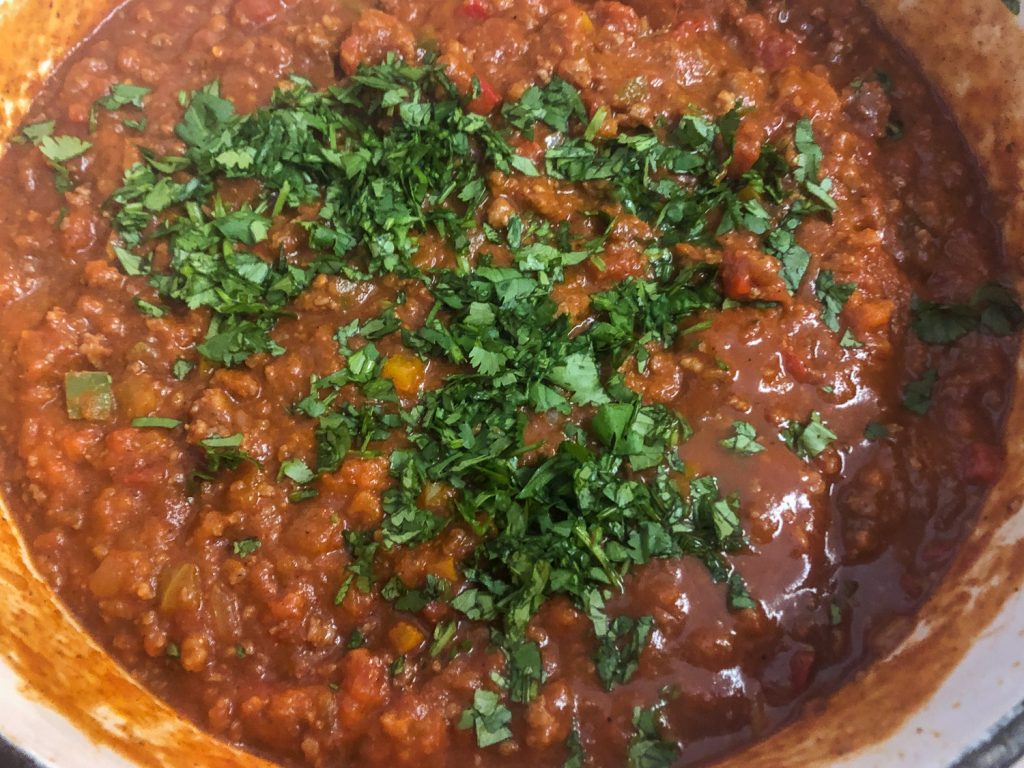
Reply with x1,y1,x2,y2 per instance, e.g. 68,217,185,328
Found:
65,371,115,421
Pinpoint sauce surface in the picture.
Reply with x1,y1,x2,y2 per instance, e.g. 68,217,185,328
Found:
0,1,1019,767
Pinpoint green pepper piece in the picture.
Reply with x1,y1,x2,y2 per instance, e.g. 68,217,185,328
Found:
65,371,115,421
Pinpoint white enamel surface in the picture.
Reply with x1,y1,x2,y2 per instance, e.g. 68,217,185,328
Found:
0,663,134,768
0,1,1022,767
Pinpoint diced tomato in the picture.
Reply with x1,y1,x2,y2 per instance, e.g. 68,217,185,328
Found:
458,0,490,21
921,538,956,565
729,118,765,177
758,31,799,72
780,346,814,384
232,0,285,27
789,649,816,693
720,256,753,299
674,11,714,37
964,441,1003,485
467,74,501,115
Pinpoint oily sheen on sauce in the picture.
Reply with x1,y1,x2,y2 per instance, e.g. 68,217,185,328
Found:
0,1,1019,767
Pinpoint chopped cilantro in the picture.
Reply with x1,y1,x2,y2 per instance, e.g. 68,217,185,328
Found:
131,416,182,429
627,703,678,768
172,358,195,380
504,638,544,702
278,457,315,484
814,271,856,332
21,120,56,143
903,369,938,415
194,433,259,481
781,411,837,460
36,134,92,163
840,329,863,348
793,118,837,213
864,421,889,441
429,620,458,658
21,123,91,193
501,76,586,135
232,537,261,558
912,284,1024,344
382,574,450,613
133,296,167,317
563,727,586,768
764,217,811,294
458,689,513,748
727,572,758,611
720,421,765,455
389,655,406,677
346,629,367,649
595,615,653,690
97,83,151,111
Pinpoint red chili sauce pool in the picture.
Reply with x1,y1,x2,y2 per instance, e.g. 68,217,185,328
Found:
0,0,1018,766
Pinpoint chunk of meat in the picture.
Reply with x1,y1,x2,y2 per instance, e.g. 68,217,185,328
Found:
340,10,418,76
232,0,300,28
720,242,790,303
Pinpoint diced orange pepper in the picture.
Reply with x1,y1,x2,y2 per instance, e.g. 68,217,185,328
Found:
347,489,383,527
340,456,390,490
388,621,425,654
430,556,459,583
381,353,426,397
417,481,455,511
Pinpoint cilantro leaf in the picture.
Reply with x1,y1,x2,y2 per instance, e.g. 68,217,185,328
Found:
780,411,837,460
912,284,1024,344
232,537,261,558
563,728,586,768
172,358,195,380
36,134,92,163
814,270,856,332
840,329,863,348
97,83,152,111
502,76,586,135
550,351,609,405
864,421,889,441
278,457,315,484
594,615,653,690
727,572,757,611
131,416,182,429
720,421,765,455
458,689,513,748
504,639,543,703
903,369,938,415
627,703,678,768
193,433,259,481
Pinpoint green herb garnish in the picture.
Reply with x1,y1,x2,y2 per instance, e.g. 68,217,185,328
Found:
458,689,513,748
232,537,261,558
131,416,182,429
781,411,837,460
720,421,765,455
903,369,938,415
627,703,678,768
